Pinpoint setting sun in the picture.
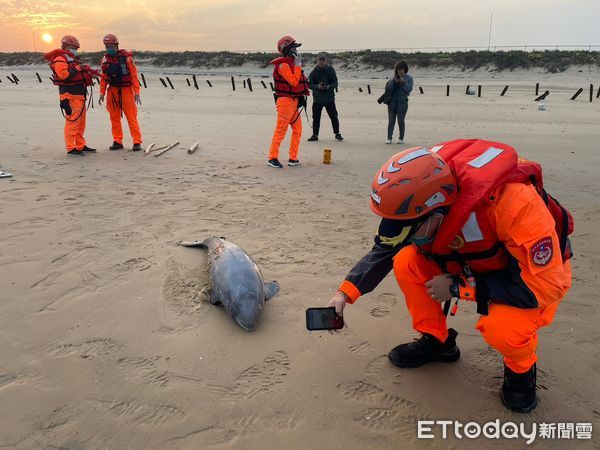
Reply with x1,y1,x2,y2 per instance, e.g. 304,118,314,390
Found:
41,33,53,43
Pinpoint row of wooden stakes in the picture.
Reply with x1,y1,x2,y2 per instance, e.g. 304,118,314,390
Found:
2,72,598,102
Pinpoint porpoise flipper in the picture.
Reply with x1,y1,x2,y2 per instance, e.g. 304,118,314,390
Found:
264,281,280,301
179,240,208,249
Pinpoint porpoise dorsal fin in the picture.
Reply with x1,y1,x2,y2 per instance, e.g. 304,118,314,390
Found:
264,281,280,301
179,240,208,249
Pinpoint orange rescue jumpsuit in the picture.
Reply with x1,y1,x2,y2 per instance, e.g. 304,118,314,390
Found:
269,63,303,161
53,57,87,151
100,55,142,145
341,182,572,374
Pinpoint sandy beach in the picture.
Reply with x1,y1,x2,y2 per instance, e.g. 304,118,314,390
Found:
0,65,599,449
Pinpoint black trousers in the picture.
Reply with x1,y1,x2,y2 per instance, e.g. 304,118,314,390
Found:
312,101,340,136
387,103,409,140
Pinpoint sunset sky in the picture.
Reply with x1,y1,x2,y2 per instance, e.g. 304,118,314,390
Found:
0,0,597,52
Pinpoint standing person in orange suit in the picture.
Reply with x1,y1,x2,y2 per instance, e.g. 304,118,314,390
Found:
44,35,97,156
324,140,573,413
267,35,310,168
98,34,143,151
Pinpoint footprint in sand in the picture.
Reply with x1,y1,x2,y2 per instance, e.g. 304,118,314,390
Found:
208,351,290,400
117,357,170,388
112,257,153,274
231,411,299,431
461,346,504,391
370,293,398,319
347,341,375,355
92,399,185,425
50,338,125,359
338,380,427,437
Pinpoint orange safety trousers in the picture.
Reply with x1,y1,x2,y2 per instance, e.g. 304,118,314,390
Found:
106,86,142,144
393,244,559,374
60,93,87,151
269,96,301,160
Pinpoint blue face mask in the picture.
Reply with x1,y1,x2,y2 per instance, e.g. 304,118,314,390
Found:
106,48,117,56
70,49,78,56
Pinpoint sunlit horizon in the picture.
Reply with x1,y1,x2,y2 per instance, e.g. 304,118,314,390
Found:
1,0,598,53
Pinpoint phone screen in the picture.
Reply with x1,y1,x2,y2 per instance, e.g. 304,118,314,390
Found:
306,307,344,331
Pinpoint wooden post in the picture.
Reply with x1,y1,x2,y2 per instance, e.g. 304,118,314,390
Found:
36,72,42,83
206,79,212,87
141,73,147,88
159,78,167,88
243,79,246,89
501,85,509,96
419,86,424,94
446,85,450,96
186,78,190,87
231,76,236,91
596,85,600,98
465,85,470,94
166,77,174,89
358,87,363,93
571,88,583,100
535,83,539,95
247,78,253,92
11,73,19,83
7,76,15,84
478,85,482,97
590,84,594,102
367,84,371,94
261,80,267,89
534,91,549,101
192,74,199,90
269,82,274,91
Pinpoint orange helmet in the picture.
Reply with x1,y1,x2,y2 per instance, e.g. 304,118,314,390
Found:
370,147,457,221
103,33,119,45
277,35,300,54
61,35,80,49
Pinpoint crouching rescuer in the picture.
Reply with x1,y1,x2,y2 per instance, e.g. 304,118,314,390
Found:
98,34,143,151
45,35,98,156
325,139,573,413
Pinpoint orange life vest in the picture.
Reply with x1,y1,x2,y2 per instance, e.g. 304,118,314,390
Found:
422,139,573,272
44,49,92,87
271,56,309,97
101,50,134,88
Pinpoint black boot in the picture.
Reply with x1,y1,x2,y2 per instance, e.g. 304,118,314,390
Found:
81,146,96,152
307,135,318,142
501,364,538,413
109,141,124,150
388,328,460,368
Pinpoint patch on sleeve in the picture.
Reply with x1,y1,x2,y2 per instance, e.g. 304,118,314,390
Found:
531,237,553,266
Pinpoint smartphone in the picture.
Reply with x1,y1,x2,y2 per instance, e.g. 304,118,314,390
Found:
306,307,344,331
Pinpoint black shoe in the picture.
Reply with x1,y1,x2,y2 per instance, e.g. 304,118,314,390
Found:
109,141,124,150
307,135,318,142
267,159,283,168
67,149,84,156
81,146,96,152
288,159,300,166
388,328,460,368
501,364,538,413
335,133,344,141
132,143,142,151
